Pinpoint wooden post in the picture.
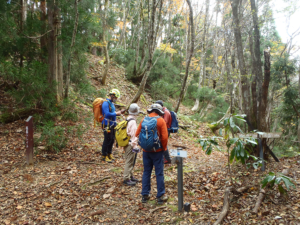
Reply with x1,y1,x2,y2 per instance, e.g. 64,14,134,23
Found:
26,116,34,165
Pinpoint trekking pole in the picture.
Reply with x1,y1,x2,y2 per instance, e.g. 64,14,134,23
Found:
132,152,137,168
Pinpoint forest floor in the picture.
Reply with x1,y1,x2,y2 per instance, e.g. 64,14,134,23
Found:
0,54,300,225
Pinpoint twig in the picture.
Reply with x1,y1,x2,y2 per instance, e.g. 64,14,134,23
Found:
86,176,111,186
23,30,53,39
252,189,265,214
213,187,233,225
146,206,167,219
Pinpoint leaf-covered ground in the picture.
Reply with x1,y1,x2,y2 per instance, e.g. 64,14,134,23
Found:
1,55,300,224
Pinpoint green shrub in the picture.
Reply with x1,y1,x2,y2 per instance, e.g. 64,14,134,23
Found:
38,121,69,153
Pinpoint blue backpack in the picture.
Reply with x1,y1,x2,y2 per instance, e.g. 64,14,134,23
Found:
138,116,162,152
169,111,179,133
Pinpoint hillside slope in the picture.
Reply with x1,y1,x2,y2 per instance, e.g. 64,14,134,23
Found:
0,54,299,224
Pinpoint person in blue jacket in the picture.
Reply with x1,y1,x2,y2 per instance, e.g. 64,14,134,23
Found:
101,89,125,163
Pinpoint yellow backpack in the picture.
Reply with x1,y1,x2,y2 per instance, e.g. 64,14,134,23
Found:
115,118,135,147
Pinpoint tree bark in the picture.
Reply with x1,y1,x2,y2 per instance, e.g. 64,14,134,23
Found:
40,0,47,63
249,32,257,129
65,0,79,98
192,0,209,111
133,2,142,76
250,0,263,131
47,0,56,85
230,0,251,125
174,0,194,113
56,6,63,102
101,0,110,85
260,51,270,132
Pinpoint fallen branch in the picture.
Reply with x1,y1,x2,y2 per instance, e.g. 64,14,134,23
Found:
214,186,249,225
252,189,265,214
76,161,101,165
90,209,106,216
87,176,111,186
146,206,167,219
213,187,233,225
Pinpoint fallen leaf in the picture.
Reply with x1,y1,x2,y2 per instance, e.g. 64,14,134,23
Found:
44,202,52,207
106,186,115,194
16,205,23,209
103,194,111,199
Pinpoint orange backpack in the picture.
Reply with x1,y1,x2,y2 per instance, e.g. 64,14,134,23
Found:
93,98,106,127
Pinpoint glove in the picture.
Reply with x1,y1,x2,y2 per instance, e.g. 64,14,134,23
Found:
132,148,141,153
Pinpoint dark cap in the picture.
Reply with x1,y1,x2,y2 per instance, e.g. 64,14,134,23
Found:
155,100,164,107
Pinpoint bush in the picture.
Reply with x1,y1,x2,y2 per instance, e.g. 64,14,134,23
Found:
38,121,69,153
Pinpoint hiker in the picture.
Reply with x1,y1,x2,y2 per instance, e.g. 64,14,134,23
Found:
101,89,125,163
122,103,140,186
155,100,172,164
136,103,169,204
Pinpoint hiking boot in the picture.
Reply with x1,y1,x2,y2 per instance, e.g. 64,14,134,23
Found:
157,194,168,205
104,156,113,163
108,154,115,160
142,195,150,203
131,176,139,182
101,156,106,161
123,179,136,186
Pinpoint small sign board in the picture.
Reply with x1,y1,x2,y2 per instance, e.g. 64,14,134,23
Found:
170,149,187,158
237,132,281,139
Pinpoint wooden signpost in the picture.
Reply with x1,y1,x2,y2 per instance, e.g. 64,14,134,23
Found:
25,116,34,165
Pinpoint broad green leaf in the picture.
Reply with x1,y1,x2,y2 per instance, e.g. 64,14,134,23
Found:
219,129,222,136
281,177,295,190
202,141,207,151
261,176,269,188
206,145,213,155
269,179,275,188
230,147,236,163
278,184,287,195
224,118,229,127
246,139,257,145
249,155,258,161
229,117,235,128
275,177,282,184
209,140,219,146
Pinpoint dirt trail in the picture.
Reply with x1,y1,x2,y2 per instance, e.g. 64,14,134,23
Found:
1,54,299,224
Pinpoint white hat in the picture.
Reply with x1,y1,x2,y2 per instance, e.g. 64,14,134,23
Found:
128,103,140,115
147,103,164,115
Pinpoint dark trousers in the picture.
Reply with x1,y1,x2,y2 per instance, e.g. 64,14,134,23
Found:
102,128,115,156
141,150,165,198
163,130,171,161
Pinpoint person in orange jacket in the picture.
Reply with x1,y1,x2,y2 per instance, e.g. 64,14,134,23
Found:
135,104,169,205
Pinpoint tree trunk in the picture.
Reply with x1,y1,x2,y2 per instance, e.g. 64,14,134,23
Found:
174,0,194,113
56,6,63,102
192,0,209,111
230,0,251,124
259,51,271,158
133,3,141,76
47,0,56,84
250,0,263,130
20,0,27,67
249,32,257,129
101,0,110,85
131,0,164,103
40,0,47,63
65,0,79,98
